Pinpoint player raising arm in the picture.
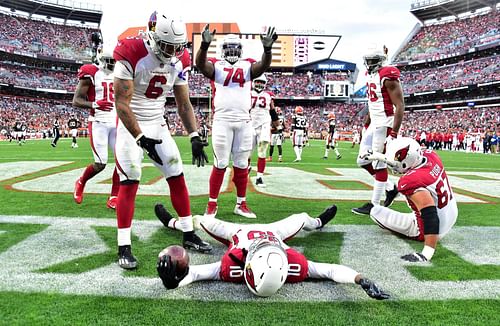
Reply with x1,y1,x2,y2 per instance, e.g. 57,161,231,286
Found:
360,137,458,262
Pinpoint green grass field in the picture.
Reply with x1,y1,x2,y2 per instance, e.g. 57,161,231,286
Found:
0,137,499,325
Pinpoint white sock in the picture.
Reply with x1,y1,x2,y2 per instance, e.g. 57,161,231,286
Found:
324,148,329,157
257,172,263,178
167,218,178,230
237,197,245,205
371,180,386,206
335,148,340,156
117,227,131,246
385,180,395,191
294,146,300,159
209,198,217,203
178,215,194,232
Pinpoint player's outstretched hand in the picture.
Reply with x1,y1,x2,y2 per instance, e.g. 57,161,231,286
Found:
201,24,216,46
191,136,209,167
401,252,428,262
157,255,187,289
136,134,163,165
261,26,278,52
359,278,391,300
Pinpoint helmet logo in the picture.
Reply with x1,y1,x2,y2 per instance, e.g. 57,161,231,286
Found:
394,145,410,162
148,11,157,32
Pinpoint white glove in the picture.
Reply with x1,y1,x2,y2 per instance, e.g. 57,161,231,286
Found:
359,150,387,162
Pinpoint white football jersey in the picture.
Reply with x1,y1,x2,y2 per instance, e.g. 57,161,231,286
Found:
250,90,274,128
113,38,190,122
208,58,255,121
366,66,401,128
77,64,116,123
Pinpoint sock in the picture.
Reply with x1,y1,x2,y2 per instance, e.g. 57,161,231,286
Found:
178,215,194,232
116,182,139,230
233,167,248,198
167,174,191,218
335,148,340,156
299,146,303,157
269,145,274,157
111,168,120,197
117,227,131,246
294,146,300,159
385,180,395,191
80,164,99,185
209,167,226,200
237,196,246,205
257,157,266,174
324,147,329,157
278,145,282,155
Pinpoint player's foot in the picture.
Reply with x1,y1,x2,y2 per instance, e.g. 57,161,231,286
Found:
384,185,399,207
351,202,374,216
205,201,218,217
74,143,79,148
73,178,84,204
322,156,328,159
293,158,301,162
278,156,283,162
316,204,337,229
267,157,273,162
106,196,117,209
336,154,342,160
255,177,266,188
51,143,56,147
118,245,137,270
183,231,212,253
234,201,256,218
154,203,174,228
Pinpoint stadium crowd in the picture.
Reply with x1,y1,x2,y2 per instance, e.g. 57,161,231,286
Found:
0,13,98,60
395,10,499,63
0,63,76,91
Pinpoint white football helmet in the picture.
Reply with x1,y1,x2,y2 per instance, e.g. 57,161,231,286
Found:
244,236,288,297
147,11,187,63
221,34,242,64
363,44,388,74
96,45,115,72
385,137,424,174
253,74,267,93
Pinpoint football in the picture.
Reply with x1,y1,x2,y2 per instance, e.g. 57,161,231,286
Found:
158,245,190,276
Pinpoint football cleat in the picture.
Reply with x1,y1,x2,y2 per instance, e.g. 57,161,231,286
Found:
205,201,218,217
154,203,174,228
278,156,283,162
322,156,328,159
73,178,84,204
183,231,212,253
336,154,342,160
351,202,374,215
293,158,301,162
267,157,273,162
234,201,256,218
384,185,399,207
118,245,137,269
51,142,56,147
316,204,337,229
255,177,266,188
106,196,117,209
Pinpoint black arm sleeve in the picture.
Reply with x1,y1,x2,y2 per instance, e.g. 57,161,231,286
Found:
421,206,440,235
269,108,279,122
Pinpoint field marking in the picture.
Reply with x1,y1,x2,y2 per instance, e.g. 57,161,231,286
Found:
0,215,499,301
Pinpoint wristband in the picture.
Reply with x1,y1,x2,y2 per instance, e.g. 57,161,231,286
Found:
189,132,200,139
421,245,435,260
200,42,210,51
134,133,144,142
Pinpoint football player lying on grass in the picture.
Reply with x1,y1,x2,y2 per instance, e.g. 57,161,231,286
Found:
154,204,390,299
359,137,458,262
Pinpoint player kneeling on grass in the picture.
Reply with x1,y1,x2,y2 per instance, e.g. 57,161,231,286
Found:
154,204,390,299
359,137,458,262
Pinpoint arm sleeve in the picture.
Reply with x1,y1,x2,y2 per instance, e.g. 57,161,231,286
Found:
178,262,222,287
307,261,358,284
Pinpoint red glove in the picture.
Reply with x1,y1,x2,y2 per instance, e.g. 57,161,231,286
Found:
92,99,114,111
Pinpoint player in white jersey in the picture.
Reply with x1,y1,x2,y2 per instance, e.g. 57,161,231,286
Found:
112,11,211,270
196,25,278,219
72,45,120,209
360,137,457,262
323,112,341,160
353,45,405,216
250,74,279,187
291,106,307,162
352,128,360,148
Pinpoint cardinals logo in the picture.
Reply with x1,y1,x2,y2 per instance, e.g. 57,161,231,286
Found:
394,145,410,162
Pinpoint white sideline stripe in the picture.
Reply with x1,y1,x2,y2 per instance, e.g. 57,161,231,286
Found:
0,215,499,301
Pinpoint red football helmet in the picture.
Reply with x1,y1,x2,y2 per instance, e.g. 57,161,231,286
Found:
295,106,303,115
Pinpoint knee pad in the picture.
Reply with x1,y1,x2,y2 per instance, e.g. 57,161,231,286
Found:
214,157,229,169
233,151,251,169
257,142,269,158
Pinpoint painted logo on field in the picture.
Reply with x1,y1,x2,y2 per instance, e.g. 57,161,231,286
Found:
2,161,498,202
0,215,499,301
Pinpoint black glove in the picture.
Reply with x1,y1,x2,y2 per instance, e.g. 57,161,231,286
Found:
260,26,278,54
201,24,216,50
157,255,189,290
136,134,163,165
359,278,391,300
191,136,209,167
401,252,428,262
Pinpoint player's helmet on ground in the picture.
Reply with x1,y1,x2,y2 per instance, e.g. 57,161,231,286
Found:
327,112,336,120
363,45,388,74
295,106,304,115
97,45,115,72
253,74,267,93
244,236,288,297
385,137,423,174
147,11,187,63
221,34,242,64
